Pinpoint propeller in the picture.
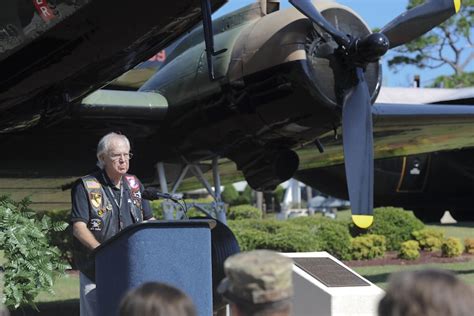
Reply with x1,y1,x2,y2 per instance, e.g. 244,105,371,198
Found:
289,0,461,228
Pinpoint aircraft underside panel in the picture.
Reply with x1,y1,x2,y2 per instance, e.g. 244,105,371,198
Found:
0,0,226,132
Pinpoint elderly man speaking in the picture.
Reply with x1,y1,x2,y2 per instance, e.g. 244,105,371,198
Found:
70,132,154,316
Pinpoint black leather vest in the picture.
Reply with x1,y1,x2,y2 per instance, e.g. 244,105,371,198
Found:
73,173,145,281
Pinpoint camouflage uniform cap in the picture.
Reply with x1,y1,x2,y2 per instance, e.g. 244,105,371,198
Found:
217,250,293,305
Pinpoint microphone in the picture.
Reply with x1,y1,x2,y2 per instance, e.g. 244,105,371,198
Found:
142,187,180,201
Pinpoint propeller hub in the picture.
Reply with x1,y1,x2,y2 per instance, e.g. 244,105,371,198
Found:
351,33,390,64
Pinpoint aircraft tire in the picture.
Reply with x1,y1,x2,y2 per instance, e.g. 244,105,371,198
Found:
412,208,445,223
189,217,240,309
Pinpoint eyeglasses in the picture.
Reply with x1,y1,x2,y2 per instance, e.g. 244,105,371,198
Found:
109,153,133,161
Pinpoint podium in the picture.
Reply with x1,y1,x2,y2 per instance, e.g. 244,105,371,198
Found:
94,220,215,316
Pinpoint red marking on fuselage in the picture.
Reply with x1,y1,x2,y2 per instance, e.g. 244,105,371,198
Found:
148,50,166,62
33,0,56,22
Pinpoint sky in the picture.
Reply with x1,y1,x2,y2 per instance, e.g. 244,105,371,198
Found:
214,0,471,87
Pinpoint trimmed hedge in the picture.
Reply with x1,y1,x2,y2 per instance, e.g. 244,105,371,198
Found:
229,217,352,260
412,228,444,252
350,234,386,260
151,198,214,219
356,207,424,251
441,237,463,258
228,219,321,252
399,240,420,260
228,205,262,220
464,238,474,254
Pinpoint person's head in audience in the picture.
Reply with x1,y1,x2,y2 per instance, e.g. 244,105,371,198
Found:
119,282,196,316
217,250,294,316
378,269,474,316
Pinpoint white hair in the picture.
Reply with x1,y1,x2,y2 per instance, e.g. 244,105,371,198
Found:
96,132,131,168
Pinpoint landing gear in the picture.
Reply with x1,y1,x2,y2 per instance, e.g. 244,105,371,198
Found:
156,158,239,311
412,208,445,223
155,157,227,223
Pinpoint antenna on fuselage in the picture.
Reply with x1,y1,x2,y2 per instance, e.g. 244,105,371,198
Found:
200,0,227,80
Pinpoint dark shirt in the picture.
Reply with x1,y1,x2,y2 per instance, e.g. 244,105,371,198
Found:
70,170,153,232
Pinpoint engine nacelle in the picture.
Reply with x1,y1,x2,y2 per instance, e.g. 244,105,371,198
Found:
239,148,299,191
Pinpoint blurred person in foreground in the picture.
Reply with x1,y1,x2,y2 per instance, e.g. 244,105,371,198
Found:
217,250,294,316
378,269,474,316
119,282,197,316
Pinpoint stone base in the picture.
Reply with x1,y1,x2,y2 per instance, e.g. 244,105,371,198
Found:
284,252,385,316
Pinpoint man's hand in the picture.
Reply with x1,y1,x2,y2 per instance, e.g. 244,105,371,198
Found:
73,221,101,251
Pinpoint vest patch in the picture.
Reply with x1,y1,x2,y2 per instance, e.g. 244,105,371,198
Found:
90,192,102,209
125,176,139,190
85,180,101,189
90,219,102,231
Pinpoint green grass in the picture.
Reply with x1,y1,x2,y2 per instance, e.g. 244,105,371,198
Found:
35,274,79,303
426,222,474,240
353,261,474,289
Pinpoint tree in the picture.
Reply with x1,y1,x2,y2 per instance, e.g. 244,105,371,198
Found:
430,72,474,88
387,0,473,86
221,184,239,205
234,185,253,206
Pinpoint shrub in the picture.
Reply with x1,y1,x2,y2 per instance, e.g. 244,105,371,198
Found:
228,205,262,220
412,228,444,251
399,240,420,260
151,198,214,219
355,207,424,251
37,209,74,268
464,238,474,254
229,226,268,251
227,219,321,252
289,217,352,260
255,225,321,252
0,196,70,309
229,217,352,260
441,237,463,258
350,234,386,260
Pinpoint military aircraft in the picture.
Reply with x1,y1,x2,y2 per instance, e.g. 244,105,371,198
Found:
1,0,472,229
294,87,474,222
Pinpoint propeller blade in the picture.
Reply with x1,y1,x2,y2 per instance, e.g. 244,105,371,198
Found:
289,0,351,48
381,0,461,49
342,68,374,229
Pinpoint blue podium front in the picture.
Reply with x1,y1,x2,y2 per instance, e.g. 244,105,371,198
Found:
94,220,214,316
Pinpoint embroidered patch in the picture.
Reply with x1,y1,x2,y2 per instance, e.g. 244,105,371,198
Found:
90,192,102,208
125,176,139,190
85,180,101,189
133,191,142,199
97,208,106,217
89,219,102,231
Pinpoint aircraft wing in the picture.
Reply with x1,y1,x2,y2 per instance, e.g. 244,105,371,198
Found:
297,102,474,171
0,0,226,133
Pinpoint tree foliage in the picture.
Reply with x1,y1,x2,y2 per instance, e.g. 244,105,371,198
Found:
0,196,70,310
221,185,239,205
388,0,473,84
429,71,474,88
